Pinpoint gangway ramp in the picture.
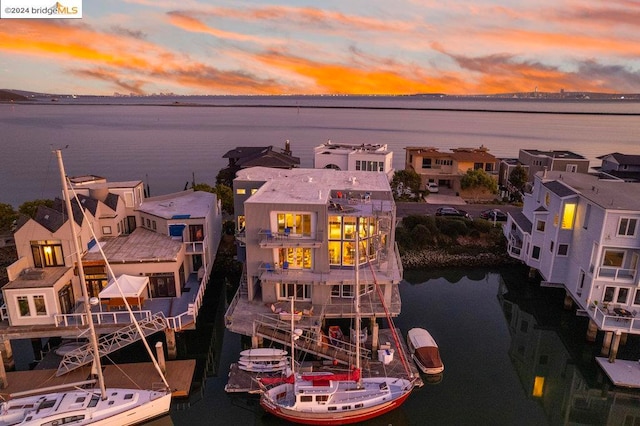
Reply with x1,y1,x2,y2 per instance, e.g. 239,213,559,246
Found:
56,313,167,377
253,315,370,367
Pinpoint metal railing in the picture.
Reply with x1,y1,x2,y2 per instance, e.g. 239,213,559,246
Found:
597,266,637,282
590,305,640,333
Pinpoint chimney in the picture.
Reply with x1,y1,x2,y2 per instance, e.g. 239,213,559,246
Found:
543,167,548,178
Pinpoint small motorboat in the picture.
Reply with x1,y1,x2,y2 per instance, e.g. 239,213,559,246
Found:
407,327,444,375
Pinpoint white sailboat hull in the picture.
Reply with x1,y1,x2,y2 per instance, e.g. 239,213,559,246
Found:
0,388,171,426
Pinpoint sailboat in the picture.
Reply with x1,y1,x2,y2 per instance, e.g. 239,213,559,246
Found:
259,218,414,425
0,150,172,425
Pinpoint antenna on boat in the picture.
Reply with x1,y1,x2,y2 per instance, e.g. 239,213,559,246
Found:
55,148,108,400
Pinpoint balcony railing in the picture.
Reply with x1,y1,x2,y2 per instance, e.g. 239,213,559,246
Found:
589,305,640,333
258,229,323,248
597,266,637,283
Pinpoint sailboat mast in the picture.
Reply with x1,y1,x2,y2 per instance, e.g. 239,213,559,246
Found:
290,296,295,377
55,149,107,399
354,217,361,380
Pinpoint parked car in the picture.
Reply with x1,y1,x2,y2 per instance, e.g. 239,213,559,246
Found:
435,206,471,219
479,209,508,221
427,182,439,193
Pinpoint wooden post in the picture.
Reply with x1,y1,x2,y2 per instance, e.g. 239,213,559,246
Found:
371,321,379,353
0,349,7,389
601,331,613,356
586,320,598,343
155,342,167,375
608,330,622,363
165,328,177,360
563,293,573,310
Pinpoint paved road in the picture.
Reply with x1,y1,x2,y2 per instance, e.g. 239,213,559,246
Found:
396,201,521,220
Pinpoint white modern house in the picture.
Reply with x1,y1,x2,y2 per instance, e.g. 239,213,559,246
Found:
227,167,403,341
504,170,640,347
313,141,394,181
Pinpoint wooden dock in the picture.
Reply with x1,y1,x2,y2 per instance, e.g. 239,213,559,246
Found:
0,360,196,399
596,357,640,388
225,328,423,394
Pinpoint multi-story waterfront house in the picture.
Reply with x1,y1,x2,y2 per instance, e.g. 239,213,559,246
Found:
504,170,640,355
404,145,498,195
1,176,222,366
518,149,590,183
313,140,394,181
226,167,403,348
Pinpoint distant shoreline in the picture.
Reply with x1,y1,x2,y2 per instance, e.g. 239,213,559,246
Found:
3,100,640,116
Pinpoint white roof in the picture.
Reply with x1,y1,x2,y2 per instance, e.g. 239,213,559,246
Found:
99,274,148,299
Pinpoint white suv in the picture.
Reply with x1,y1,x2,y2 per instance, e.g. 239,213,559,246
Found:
427,182,439,193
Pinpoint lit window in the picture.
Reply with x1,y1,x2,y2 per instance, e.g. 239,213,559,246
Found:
251,188,258,195
532,376,545,397
544,192,550,206
561,203,576,229
236,188,246,195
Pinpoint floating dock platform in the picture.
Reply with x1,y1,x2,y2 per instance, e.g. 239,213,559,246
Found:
0,360,196,399
226,328,424,393
596,357,640,388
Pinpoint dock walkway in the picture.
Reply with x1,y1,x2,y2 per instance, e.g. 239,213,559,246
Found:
226,328,422,393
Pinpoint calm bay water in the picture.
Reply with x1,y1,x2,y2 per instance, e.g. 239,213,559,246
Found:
1,96,640,208
172,266,640,426
3,97,640,424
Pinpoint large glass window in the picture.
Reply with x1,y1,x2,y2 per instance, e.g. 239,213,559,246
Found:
328,215,377,267
279,247,312,269
277,213,312,236
331,284,354,298
279,282,311,301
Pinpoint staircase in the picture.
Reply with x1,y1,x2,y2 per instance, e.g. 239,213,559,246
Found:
253,315,370,367
56,313,167,377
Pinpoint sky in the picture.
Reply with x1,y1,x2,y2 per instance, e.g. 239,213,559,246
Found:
1,0,639,96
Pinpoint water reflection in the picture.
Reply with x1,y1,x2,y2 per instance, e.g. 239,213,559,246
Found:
498,266,640,425
171,266,640,425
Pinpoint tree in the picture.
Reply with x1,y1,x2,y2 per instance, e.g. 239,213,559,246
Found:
193,183,234,215
0,203,18,232
391,170,422,200
509,165,528,191
19,199,54,219
460,169,498,201
216,167,239,188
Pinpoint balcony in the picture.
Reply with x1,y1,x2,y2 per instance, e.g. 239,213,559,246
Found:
589,304,640,333
258,229,323,248
597,266,638,284
184,239,205,254
507,232,524,259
